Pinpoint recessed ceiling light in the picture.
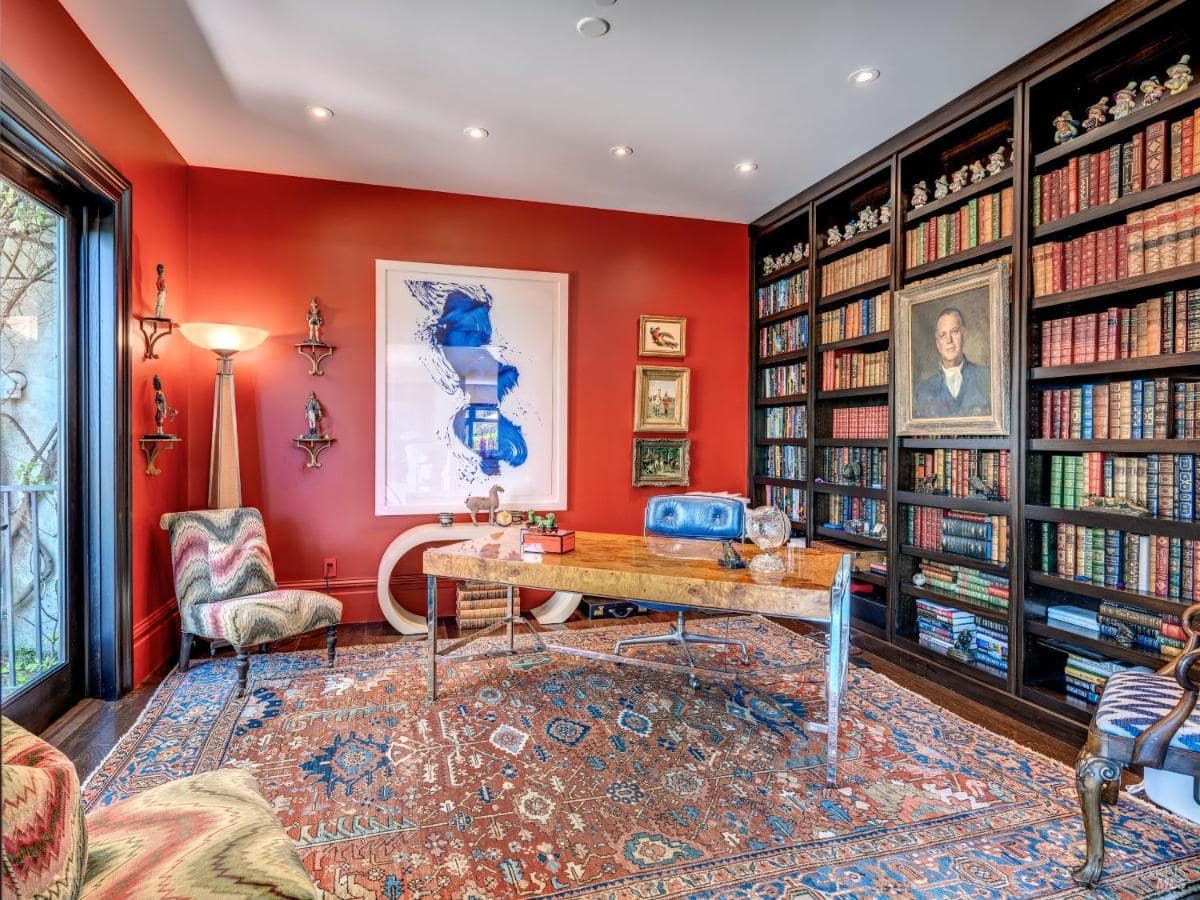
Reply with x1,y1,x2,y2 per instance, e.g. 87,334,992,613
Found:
307,105,334,120
734,161,758,174
463,126,490,140
577,16,611,37
609,145,634,157
848,67,880,85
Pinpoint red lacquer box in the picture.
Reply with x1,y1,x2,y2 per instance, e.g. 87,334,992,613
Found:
520,529,576,554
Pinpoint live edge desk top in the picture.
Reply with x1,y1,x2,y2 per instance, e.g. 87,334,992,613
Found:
422,530,846,621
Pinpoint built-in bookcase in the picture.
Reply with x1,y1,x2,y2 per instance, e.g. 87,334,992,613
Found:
747,0,1199,742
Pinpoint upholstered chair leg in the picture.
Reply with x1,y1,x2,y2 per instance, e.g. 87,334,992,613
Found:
234,646,250,698
179,632,194,672
326,625,337,667
1072,752,1121,887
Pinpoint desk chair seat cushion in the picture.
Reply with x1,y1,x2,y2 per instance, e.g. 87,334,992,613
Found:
1095,670,1200,752
183,589,343,649
161,508,278,607
645,495,744,542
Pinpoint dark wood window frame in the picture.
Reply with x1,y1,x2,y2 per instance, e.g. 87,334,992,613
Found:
1,66,133,707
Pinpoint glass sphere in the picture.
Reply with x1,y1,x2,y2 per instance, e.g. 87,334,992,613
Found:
746,505,789,573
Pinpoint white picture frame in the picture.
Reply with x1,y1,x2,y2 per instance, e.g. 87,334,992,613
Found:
375,259,568,515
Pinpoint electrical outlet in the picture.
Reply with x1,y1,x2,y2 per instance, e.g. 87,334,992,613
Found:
323,557,337,579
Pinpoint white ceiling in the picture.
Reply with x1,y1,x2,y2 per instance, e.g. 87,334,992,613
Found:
60,0,1109,223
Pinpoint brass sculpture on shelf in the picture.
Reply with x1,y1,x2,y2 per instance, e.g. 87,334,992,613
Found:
295,296,336,375
139,373,181,476
138,262,176,360
293,391,335,467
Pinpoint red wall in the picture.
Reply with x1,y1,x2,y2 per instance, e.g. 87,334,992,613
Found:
185,168,749,619
1,0,192,683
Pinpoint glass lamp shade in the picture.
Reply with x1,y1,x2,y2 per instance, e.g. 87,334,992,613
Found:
179,322,269,354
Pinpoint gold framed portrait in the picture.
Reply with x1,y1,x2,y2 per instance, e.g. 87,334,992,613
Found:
633,365,690,432
638,315,686,357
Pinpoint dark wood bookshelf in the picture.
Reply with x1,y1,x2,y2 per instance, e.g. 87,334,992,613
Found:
1025,618,1167,670
757,347,808,365
899,437,1010,450
894,490,1009,516
1032,83,1200,170
753,476,806,489
816,225,888,262
893,634,1007,687
756,437,807,446
1029,349,1200,381
853,570,888,588
1024,504,1200,540
1030,261,1200,312
757,304,809,327
817,277,891,309
1026,571,1189,618
1028,438,1200,453
756,256,809,288
819,331,891,352
815,437,888,448
817,385,889,399
1032,171,1200,240
812,482,886,500
903,237,1012,281
899,544,1010,577
1022,684,1092,726
755,393,807,407
903,171,1014,226
815,527,887,550
901,582,1010,620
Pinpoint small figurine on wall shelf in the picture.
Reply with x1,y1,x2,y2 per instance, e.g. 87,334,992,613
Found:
138,262,176,360
306,297,324,343
295,296,336,375
985,145,1007,176
910,180,929,209
825,225,843,247
293,391,336,468
948,165,969,193
1052,110,1080,144
304,391,325,437
154,263,168,319
465,484,504,525
139,374,181,476
153,374,177,435
1139,76,1165,106
968,160,986,184
1165,55,1193,95
1111,81,1138,119
1081,97,1109,132
933,175,950,200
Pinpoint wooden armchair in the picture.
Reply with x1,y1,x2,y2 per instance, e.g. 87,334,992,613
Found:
1073,601,1200,887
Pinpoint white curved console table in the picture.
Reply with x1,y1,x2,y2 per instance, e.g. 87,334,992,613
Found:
376,522,583,634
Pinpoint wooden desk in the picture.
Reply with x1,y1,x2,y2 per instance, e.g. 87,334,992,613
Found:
422,530,852,786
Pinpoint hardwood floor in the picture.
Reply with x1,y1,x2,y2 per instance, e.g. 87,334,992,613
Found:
43,613,1081,778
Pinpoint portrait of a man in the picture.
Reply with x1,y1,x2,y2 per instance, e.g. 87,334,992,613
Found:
913,307,991,418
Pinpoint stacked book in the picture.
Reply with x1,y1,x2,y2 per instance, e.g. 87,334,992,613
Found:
915,560,1009,613
1047,604,1099,634
1038,288,1200,365
760,445,806,481
820,244,889,297
1048,452,1197,521
868,560,888,578
909,448,1009,500
823,496,886,536
915,597,1008,677
1063,650,1132,709
818,291,890,343
905,185,1013,267
820,348,889,391
903,506,1009,565
1035,377,1184,440
973,618,1009,678
757,270,808,318
760,314,809,357
819,446,885,488
456,582,517,630
760,362,807,398
761,404,806,439
831,405,888,439
1037,522,1199,602
1098,600,1185,658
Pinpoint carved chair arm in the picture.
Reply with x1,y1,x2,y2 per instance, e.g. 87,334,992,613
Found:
1132,647,1200,769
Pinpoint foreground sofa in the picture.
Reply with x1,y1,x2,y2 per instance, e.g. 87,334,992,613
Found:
1,716,314,899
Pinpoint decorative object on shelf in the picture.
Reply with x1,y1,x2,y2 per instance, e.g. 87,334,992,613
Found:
436,512,454,527
894,258,1011,437
1110,81,1137,119
180,322,269,507
760,241,809,276
1139,75,1164,105
718,540,747,569
911,571,927,587
910,180,929,209
1164,54,1193,95
1082,494,1150,516
638,314,686,358
948,165,970,193
879,198,892,225
745,504,790,575
915,473,940,493
526,510,557,531
933,175,950,199
856,205,879,233
825,225,843,247
633,365,690,432
841,460,862,483
294,296,336,375
138,262,176,361
294,391,335,468
631,437,691,487
139,373,180,476
843,219,858,239
465,484,505,525
985,145,1007,176
495,509,514,527
1081,97,1109,132
375,259,567,516
1052,110,1080,144
967,474,997,500
968,160,987,184
519,525,575,553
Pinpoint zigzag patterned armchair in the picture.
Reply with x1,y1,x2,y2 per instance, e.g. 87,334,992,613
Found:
1073,601,1200,887
161,508,342,696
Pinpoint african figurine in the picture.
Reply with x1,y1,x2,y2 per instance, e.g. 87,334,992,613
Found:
154,263,167,319
948,165,969,193
1165,55,1193,95
1052,110,1080,144
304,391,324,437
910,180,930,208
933,175,950,200
968,160,987,184
986,145,1007,176
306,297,324,343
1111,82,1138,119
825,225,843,247
1140,76,1165,106
152,374,177,436
1082,97,1109,132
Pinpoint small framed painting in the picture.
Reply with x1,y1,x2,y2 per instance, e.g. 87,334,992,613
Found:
633,365,690,432
638,315,686,357
632,438,691,487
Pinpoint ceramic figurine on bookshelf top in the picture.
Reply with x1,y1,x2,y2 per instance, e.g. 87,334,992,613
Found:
932,175,950,200
968,160,987,184
825,225,843,247
985,145,1007,176
879,198,892,225
910,180,930,208
1052,110,1080,144
1139,75,1165,106
1111,81,1138,119
856,205,879,232
1081,97,1109,132
948,165,969,193
843,219,859,239
1164,54,1193,95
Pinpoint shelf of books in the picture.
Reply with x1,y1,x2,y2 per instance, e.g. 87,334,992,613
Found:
751,209,812,536
1021,6,1200,725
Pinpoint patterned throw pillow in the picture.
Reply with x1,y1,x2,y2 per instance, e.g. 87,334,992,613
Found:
161,508,279,608
1,716,88,900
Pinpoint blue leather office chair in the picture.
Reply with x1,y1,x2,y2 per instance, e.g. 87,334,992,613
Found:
614,494,751,668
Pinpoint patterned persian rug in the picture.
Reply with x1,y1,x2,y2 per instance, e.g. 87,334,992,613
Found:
83,616,1200,898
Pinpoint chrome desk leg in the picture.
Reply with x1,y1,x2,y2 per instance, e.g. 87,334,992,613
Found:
825,554,851,788
507,584,515,651
427,575,437,700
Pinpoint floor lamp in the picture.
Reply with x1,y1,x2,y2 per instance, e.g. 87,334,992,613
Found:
179,322,268,509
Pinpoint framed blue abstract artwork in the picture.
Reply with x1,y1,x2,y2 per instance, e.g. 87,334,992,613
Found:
375,260,568,515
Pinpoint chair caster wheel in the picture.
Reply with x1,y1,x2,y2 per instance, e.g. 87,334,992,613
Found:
688,676,700,690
